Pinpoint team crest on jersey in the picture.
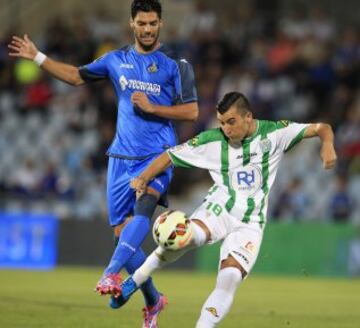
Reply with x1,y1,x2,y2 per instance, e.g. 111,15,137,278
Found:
147,62,158,73
206,307,219,317
259,138,272,153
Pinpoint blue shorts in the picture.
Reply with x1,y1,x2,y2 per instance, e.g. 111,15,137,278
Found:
107,155,173,227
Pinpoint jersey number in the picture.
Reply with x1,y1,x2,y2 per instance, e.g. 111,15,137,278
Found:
206,202,223,216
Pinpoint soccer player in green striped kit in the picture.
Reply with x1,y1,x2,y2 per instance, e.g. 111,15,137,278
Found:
122,91,337,327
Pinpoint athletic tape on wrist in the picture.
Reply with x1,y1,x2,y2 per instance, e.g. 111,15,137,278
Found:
34,52,47,66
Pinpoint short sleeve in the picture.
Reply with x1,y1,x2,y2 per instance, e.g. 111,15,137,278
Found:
167,141,208,169
78,53,111,82
173,59,198,104
276,120,310,152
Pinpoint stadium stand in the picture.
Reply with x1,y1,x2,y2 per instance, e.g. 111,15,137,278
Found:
0,1,359,222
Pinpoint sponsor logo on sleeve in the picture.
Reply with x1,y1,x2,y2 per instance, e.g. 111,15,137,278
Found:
188,137,199,147
279,120,290,127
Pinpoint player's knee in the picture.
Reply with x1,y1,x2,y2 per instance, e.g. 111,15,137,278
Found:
134,193,159,218
220,255,248,278
215,265,243,295
113,215,132,238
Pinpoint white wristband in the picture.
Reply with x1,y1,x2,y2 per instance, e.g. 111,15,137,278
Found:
34,51,47,66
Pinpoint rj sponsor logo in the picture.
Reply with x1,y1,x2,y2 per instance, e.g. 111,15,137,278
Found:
231,164,262,196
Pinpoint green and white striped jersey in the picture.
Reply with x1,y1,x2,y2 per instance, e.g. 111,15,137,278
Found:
167,120,309,225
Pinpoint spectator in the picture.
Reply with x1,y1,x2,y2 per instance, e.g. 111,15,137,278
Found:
329,174,354,222
272,177,310,221
9,158,40,196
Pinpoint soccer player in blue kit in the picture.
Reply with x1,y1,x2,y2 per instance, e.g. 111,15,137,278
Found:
8,0,198,325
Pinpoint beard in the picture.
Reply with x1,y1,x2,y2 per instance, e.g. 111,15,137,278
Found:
134,30,160,52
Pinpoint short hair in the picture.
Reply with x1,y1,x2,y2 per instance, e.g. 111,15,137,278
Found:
216,92,251,115
131,0,162,19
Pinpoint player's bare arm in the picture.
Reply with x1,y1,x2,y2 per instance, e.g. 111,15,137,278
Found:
8,34,84,86
131,91,198,121
304,123,337,170
131,152,172,193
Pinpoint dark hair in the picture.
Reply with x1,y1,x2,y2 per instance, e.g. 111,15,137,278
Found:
131,0,162,19
216,92,251,115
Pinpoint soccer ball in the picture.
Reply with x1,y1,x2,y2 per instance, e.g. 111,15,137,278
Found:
152,210,193,251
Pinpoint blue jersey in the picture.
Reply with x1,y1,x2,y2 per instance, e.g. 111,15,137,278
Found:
79,45,197,159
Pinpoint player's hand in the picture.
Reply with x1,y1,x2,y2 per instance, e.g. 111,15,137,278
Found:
131,92,155,113
320,142,337,169
8,34,38,60
130,176,148,196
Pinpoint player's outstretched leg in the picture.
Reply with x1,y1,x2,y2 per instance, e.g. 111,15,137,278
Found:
131,220,207,289
112,246,188,309
116,220,207,301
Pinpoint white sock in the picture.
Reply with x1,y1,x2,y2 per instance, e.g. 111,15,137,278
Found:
132,221,207,286
133,247,163,286
195,267,243,328
132,244,191,286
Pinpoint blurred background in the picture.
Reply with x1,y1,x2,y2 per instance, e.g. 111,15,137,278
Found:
0,0,359,277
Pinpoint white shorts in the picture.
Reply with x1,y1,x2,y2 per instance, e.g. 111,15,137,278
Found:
190,197,263,274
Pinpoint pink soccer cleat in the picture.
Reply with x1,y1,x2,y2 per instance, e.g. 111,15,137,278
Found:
95,273,122,296
142,294,168,328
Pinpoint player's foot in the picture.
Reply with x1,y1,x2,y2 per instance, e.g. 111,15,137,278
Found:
109,294,129,309
119,275,139,300
108,276,139,309
95,273,122,296
142,294,168,328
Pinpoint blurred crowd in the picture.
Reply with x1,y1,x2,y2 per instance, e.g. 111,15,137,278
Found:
0,1,359,222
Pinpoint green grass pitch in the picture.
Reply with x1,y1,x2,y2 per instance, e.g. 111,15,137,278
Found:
0,267,359,328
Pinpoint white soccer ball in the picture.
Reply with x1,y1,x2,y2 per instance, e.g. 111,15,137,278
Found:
152,210,193,251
